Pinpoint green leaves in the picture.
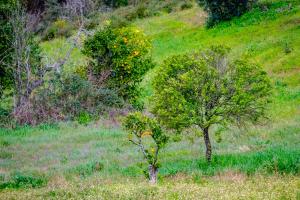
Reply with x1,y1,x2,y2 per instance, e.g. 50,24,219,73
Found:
83,26,154,107
151,46,272,132
122,112,168,166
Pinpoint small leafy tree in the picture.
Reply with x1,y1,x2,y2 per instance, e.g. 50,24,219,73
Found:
83,25,154,108
200,0,257,27
123,112,168,184
151,46,272,162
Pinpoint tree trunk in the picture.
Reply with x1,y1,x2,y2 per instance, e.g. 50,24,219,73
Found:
203,127,212,163
149,165,158,184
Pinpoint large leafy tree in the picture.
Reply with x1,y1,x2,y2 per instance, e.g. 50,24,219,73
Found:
151,46,272,162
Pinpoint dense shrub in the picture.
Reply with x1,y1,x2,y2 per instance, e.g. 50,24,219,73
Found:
200,0,257,27
83,25,154,108
14,73,124,125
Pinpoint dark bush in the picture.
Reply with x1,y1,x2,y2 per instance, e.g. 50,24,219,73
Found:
181,1,194,10
0,107,12,127
200,0,257,27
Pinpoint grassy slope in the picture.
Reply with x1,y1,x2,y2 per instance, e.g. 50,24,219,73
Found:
0,0,300,199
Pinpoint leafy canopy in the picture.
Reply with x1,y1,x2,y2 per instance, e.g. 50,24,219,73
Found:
83,25,154,107
123,112,168,168
151,46,272,132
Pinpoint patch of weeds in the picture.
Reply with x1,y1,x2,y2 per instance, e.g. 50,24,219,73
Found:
192,173,204,184
0,140,10,147
0,172,47,189
0,151,12,159
60,155,68,164
0,174,5,182
76,112,92,126
67,161,104,178
283,41,293,54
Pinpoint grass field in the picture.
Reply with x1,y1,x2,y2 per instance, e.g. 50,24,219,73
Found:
1,0,300,199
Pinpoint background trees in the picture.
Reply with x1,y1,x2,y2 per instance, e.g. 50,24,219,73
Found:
0,0,17,98
200,0,257,26
151,46,272,162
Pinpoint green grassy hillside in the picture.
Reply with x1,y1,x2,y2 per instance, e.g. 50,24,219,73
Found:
0,0,299,199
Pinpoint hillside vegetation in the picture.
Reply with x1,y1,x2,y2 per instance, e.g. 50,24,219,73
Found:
0,0,299,199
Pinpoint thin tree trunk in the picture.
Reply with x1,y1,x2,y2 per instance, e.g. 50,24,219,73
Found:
203,127,212,163
149,165,158,184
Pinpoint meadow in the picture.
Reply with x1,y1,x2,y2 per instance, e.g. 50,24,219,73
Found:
0,0,299,199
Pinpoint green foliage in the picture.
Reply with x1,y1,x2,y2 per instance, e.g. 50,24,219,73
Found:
151,46,272,132
75,112,92,125
0,107,12,127
67,161,104,178
0,172,47,189
83,26,154,107
0,0,17,97
42,19,74,41
30,73,124,124
123,112,168,170
200,0,257,27
180,1,194,10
